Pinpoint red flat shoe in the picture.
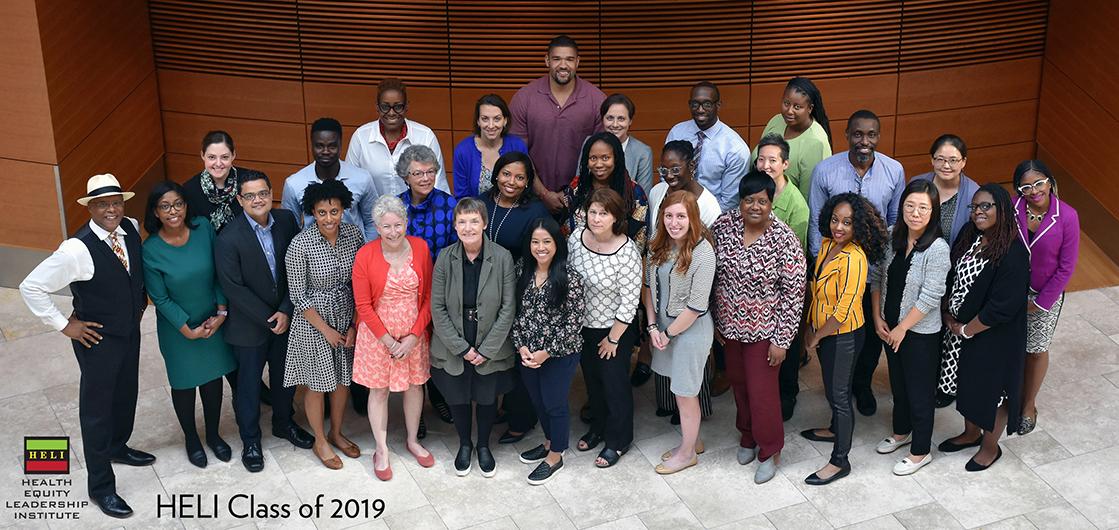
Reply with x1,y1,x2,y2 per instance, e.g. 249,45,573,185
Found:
408,445,435,468
372,451,392,481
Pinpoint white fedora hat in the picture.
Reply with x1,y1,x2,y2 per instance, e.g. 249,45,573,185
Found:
77,173,135,206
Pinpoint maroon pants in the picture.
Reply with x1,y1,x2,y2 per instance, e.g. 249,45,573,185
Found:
724,339,784,461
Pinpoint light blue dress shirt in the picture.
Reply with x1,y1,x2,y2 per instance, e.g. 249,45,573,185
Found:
665,118,750,212
807,151,906,256
281,160,380,241
245,211,277,281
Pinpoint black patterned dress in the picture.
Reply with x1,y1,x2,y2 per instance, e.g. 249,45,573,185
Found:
284,223,364,392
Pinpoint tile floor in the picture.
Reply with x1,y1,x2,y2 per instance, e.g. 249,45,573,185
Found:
1,286,1118,529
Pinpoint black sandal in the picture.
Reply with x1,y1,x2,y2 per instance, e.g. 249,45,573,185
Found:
595,446,629,468
577,431,604,452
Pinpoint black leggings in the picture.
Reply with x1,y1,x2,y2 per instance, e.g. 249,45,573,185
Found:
819,328,864,468
449,403,497,448
171,377,224,449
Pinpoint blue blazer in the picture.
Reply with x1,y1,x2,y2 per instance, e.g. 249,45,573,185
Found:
912,171,979,246
452,134,528,199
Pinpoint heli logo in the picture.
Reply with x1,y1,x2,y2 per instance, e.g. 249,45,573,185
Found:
24,437,70,474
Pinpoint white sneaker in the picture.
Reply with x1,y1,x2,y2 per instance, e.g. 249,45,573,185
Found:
893,454,932,475
876,433,912,454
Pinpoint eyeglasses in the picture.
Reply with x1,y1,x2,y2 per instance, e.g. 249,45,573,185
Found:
903,203,932,215
967,202,996,213
240,189,272,202
377,102,406,114
657,166,683,177
688,100,716,111
933,156,963,167
89,200,125,210
157,200,186,213
1017,178,1050,194
408,169,437,178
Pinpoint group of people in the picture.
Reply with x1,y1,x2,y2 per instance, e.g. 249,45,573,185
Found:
19,34,1082,519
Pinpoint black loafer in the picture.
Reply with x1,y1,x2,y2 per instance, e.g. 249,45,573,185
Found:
242,442,264,473
418,418,427,440
630,362,653,387
273,424,314,449
91,493,133,518
527,458,563,485
519,444,549,464
937,436,982,453
805,464,851,485
499,429,528,444
110,447,156,467
965,447,1003,472
454,444,472,476
477,446,496,478
187,446,207,469
670,412,680,425
800,428,837,443
207,437,232,462
655,407,673,418
781,397,796,422
855,391,877,416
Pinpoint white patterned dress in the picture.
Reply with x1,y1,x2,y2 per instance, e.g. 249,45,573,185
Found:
284,223,363,392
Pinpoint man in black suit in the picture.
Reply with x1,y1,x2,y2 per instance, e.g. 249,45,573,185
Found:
20,174,156,518
214,171,314,472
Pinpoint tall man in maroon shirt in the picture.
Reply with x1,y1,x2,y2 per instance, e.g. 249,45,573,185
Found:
510,35,606,213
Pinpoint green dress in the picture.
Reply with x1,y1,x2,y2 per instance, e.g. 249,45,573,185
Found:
142,217,236,389
751,114,833,201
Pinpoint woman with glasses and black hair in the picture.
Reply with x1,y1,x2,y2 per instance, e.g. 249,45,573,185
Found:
143,181,237,468
751,77,833,200
869,180,950,476
936,184,1030,472
1012,160,1079,435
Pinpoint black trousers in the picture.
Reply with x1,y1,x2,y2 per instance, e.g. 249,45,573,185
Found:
72,329,140,498
580,324,637,450
521,354,580,453
504,369,539,432
779,290,812,404
820,328,864,467
232,334,296,444
886,331,940,455
853,290,884,397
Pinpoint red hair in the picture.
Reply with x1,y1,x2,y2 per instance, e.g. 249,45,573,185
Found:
649,190,711,274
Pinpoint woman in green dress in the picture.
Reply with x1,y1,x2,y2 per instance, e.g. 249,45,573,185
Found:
142,181,238,469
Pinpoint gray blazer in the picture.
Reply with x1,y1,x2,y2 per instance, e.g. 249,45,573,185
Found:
869,226,950,335
430,238,516,375
646,239,716,318
625,137,655,193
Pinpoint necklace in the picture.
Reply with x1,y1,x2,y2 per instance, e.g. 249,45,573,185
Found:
488,203,513,241
1027,208,1046,223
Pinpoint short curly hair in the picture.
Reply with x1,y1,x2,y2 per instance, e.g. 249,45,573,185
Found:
817,192,888,263
300,179,353,216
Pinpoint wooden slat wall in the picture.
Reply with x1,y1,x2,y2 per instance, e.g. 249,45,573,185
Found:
1036,0,1119,262
145,0,1048,196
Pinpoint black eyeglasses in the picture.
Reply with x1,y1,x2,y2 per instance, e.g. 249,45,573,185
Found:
967,202,995,213
688,100,716,111
240,189,272,202
377,102,406,114
157,200,186,212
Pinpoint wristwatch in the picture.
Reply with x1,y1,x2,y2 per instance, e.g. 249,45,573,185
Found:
216,310,228,317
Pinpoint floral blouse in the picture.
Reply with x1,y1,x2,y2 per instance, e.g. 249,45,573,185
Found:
711,209,807,348
511,263,586,357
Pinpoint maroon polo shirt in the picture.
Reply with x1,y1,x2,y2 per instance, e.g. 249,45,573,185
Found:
509,76,606,192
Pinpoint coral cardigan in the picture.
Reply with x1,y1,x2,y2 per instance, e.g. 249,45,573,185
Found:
352,235,433,338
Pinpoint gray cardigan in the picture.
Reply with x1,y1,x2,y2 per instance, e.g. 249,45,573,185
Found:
646,239,716,318
430,238,516,375
869,227,950,335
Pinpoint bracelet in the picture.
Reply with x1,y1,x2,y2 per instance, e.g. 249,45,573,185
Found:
607,336,619,345
666,330,678,340
959,324,973,339
647,324,659,332
216,310,228,316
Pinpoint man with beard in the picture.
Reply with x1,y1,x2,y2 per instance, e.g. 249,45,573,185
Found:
20,174,155,518
665,81,751,213
283,117,379,242
510,34,606,214
805,109,905,420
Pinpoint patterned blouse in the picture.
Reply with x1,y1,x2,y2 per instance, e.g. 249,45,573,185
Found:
712,209,807,348
400,188,458,259
564,178,649,254
511,263,586,357
567,228,643,329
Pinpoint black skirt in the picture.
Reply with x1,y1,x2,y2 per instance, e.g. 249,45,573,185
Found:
429,363,514,406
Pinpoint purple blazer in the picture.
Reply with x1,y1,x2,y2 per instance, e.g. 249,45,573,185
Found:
1015,194,1080,311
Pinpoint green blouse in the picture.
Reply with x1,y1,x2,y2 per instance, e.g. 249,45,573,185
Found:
773,184,809,250
752,114,832,201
